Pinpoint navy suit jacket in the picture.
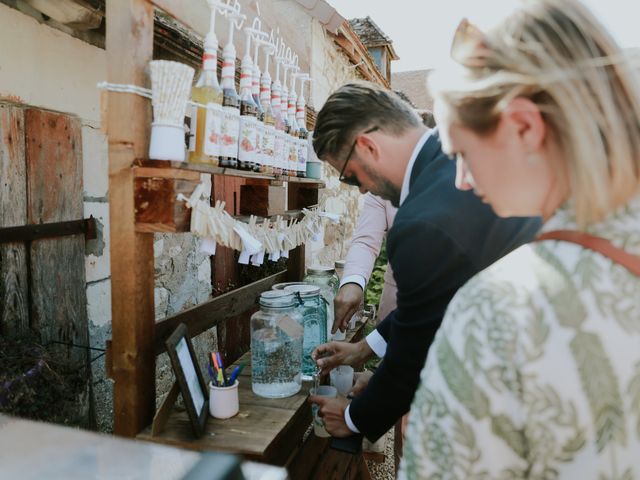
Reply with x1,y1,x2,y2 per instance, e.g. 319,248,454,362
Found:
349,133,542,441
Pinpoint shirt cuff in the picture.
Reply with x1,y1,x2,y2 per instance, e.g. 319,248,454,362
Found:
339,274,366,291
344,404,361,434
366,329,387,358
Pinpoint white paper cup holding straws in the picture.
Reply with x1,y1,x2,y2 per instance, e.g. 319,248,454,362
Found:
148,60,194,162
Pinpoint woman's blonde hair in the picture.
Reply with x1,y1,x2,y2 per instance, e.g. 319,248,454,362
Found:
431,0,640,225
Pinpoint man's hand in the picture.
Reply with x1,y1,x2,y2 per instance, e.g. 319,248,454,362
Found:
333,284,364,334
312,340,374,375
349,370,374,397
307,395,353,437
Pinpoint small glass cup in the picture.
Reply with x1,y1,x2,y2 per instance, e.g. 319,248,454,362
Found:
329,365,354,396
310,385,337,437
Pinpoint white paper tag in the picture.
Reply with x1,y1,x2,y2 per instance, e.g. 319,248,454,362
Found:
251,250,265,266
238,249,251,264
270,250,281,262
277,315,303,338
281,250,289,259
199,237,217,256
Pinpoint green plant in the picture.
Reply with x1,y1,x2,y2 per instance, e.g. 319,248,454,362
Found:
364,240,388,308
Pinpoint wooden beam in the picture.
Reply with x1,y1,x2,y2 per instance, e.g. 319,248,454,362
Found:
149,0,209,36
106,0,156,438
153,271,287,355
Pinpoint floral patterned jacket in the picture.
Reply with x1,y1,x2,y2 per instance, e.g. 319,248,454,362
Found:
400,195,640,480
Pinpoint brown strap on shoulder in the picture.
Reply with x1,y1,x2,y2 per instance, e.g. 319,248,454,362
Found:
537,230,640,276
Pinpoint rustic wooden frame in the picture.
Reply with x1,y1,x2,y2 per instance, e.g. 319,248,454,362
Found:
105,0,321,438
165,323,209,437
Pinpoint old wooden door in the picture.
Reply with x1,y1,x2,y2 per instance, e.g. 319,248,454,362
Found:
0,102,89,367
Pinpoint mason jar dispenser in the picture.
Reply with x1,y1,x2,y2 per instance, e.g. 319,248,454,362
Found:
284,284,327,379
303,266,340,340
251,290,303,398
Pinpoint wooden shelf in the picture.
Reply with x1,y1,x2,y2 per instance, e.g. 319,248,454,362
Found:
135,159,325,187
133,159,324,233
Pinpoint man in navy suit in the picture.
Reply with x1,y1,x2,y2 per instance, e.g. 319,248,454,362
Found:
308,82,541,442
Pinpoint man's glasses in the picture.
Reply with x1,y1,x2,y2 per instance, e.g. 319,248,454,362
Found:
338,126,379,187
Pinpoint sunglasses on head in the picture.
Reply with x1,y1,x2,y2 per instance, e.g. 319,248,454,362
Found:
450,18,491,68
338,126,379,187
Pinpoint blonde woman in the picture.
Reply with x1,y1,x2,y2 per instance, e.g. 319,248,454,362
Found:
400,0,640,478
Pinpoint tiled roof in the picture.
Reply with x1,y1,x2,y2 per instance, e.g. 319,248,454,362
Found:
391,69,434,111
349,17,391,47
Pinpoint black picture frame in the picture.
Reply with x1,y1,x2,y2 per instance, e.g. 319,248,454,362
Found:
165,323,209,437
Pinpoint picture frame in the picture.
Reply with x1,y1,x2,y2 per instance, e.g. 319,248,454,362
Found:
165,323,209,437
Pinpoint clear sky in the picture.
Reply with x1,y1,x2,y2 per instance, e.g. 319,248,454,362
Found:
331,0,640,73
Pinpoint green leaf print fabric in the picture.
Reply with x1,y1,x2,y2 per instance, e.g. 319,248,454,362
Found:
399,196,640,480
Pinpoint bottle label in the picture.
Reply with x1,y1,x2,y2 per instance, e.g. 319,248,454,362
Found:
298,137,308,169
221,106,240,158
188,105,198,152
204,102,223,156
203,52,217,71
262,125,276,167
281,134,290,172
238,115,258,163
255,121,264,168
288,137,299,173
274,131,285,171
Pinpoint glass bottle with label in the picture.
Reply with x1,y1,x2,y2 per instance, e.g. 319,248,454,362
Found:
252,45,265,173
219,29,240,169
238,32,258,171
280,72,292,176
188,26,223,165
287,80,300,178
260,63,275,175
251,290,303,398
296,79,309,178
271,67,285,176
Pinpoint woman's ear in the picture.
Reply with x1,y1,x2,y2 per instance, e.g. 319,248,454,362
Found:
503,97,546,152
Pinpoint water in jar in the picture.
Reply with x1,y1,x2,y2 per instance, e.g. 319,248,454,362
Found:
251,326,302,398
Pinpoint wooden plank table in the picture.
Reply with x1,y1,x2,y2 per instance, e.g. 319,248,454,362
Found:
138,318,373,479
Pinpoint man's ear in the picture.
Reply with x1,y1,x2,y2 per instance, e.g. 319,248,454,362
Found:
503,97,546,152
357,131,382,164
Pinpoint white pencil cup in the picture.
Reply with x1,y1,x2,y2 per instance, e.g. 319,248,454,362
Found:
149,123,186,162
209,380,239,419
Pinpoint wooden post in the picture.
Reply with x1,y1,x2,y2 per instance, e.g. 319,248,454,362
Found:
106,0,156,437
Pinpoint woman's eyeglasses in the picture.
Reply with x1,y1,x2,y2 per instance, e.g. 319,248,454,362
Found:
338,126,379,187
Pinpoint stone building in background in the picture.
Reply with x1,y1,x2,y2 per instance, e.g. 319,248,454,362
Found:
391,69,435,111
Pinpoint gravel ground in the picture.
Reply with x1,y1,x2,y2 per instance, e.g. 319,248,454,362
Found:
366,430,396,480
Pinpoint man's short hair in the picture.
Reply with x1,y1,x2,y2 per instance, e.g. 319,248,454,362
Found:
312,81,422,160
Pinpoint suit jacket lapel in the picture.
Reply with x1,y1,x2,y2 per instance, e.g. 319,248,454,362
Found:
408,131,443,191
